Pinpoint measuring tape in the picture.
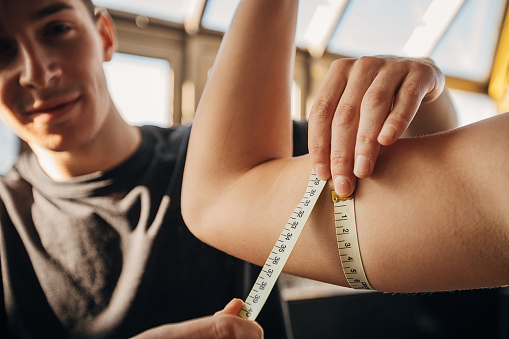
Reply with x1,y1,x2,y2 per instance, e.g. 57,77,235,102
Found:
239,171,326,320
332,192,373,290
239,172,373,320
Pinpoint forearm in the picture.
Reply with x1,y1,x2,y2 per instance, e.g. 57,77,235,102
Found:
183,0,299,244
184,0,298,181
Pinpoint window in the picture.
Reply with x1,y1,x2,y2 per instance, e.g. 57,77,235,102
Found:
94,0,195,23
328,0,434,56
327,0,507,83
449,90,498,127
201,0,239,31
431,0,507,82
103,53,173,127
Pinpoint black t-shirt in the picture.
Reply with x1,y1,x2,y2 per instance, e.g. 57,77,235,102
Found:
0,122,309,339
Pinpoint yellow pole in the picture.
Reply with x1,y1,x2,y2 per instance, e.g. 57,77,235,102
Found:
488,4,509,113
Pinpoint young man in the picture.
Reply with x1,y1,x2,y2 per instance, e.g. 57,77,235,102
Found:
0,0,457,338
182,0,509,296
0,0,273,337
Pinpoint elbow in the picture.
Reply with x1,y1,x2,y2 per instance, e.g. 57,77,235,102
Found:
181,186,204,240
181,188,229,253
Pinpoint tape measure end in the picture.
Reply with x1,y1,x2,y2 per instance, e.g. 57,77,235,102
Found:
331,191,353,202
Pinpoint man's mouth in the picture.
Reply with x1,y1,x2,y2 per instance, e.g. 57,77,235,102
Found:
27,94,81,115
24,93,82,124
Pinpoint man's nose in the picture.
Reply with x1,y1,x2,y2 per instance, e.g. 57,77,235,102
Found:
18,45,61,89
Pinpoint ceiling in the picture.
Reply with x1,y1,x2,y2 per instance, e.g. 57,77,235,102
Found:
93,0,509,98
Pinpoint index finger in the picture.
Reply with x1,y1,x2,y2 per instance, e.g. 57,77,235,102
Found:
308,60,348,181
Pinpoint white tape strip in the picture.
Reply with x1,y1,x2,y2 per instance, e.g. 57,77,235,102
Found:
239,171,326,320
332,192,373,290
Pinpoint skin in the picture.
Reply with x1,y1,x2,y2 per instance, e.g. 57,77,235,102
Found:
0,0,262,336
132,299,263,339
0,0,140,180
308,56,458,196
182,0,509,293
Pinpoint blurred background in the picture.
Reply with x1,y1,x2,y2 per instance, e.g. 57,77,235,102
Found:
1,0,508,337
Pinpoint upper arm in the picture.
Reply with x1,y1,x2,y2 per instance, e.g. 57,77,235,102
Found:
181,0,509,293
356,114,509,292
184,113,509,292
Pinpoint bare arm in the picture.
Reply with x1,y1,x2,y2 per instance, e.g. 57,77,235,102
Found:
355,116,509,292
308,56,458,198
182,0,509,293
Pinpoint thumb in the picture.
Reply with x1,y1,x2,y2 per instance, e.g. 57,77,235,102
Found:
215,298,245,316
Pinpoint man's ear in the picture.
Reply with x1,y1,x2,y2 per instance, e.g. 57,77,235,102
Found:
95,9,117,62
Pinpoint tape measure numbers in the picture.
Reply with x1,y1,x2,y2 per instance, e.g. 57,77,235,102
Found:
332,192,373,290
239,171,326,320
239,172,374,321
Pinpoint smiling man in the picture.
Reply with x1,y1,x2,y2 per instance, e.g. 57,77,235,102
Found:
0,1,272,338
0,0,140,177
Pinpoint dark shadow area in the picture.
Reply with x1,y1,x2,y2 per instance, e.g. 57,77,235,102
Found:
288,287,509,339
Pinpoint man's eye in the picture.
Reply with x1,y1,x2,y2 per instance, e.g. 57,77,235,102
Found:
0,40,13,54
45,24,71,36
0,40,16,66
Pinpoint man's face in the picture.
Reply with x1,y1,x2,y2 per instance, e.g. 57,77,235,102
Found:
0,0,115,152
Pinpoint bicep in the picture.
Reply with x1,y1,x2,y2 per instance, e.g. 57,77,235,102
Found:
186,113,509,293
356,114,509,292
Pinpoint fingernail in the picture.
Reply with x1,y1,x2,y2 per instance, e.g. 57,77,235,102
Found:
354,155,371,177
334,176,351,197
380,124,396,141
314,164,330,180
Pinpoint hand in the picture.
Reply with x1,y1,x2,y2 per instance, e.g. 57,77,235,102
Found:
132,299,263,339
308,55,445,197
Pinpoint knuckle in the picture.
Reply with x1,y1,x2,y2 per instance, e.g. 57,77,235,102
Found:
308,141,328,156
399,83,424,100
388,111,413,130
212,317,264,339
356,132,378,148
412,58,434,73
329,59,342,72
363,88,390,109
356,55,373,66
334,103,357,125
409,60,438,83
310,96,335,121
413,61,444,100
213,317,239,339
329,58,351,73
330,152,353,172
354,55,382,72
